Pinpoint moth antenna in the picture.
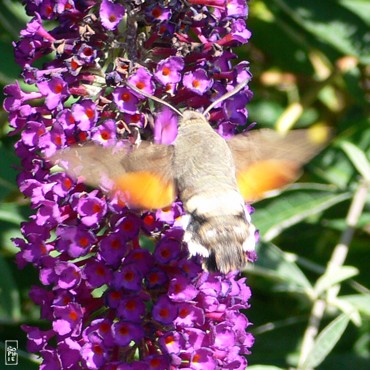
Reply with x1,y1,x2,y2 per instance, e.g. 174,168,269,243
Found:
203,78,250,116
126,82,183,117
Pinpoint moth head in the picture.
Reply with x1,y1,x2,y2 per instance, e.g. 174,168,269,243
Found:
180,111,209,127
126,79,250,127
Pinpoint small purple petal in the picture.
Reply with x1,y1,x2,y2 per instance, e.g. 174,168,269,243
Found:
154,107,178,144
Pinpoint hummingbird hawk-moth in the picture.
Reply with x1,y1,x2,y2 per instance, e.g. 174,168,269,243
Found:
50,81,329,274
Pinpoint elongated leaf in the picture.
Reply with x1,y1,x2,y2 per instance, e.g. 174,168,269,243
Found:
302,313,350,369
272,0,370,62
252,186,351,241
0,203,25,225
324,211,370,232
340,141,370,182
332,297,361,326
314,266,359,297
338,0,370,25
0,254,21,321
339,294,370,316
245,242,312,292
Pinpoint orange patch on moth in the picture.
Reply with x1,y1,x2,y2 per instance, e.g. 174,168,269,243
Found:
237,159,300,202
113,171,175,209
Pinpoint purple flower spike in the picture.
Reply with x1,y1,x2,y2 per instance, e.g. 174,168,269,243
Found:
5,0,256,368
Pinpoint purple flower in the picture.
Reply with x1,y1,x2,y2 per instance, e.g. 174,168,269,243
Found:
37,77,69,110
71,100,98,131
190,348,217,369
112,321,144,346
146,4,172,23
154,107,178,144
169,275,199,301
112,87,139,114
91,119,117,146
5,0,256,368
117,296,146,322
83,259,113,288
227,0,249,17
183,68,213,95
72,192,107,227
100,0,125,30
153,296,178,325
128,67,155,96
3,81,41,112
155,56,184,86
81,341,106,369
52,303,83,337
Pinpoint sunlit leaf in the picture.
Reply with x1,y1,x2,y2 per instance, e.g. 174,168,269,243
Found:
302,313,350,369
253,185,351,241
338,0,370,25
332,297,361,326
0,254,21,321
340,141,370,182
314,266,359,297
272,0,370,62
339,294,370,316
0,203,25,225
245,242,312,293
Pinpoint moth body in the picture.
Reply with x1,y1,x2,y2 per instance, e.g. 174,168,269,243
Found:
173,111,255,273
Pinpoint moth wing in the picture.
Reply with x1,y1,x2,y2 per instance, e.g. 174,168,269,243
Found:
50,142,176,209
227,128,330,202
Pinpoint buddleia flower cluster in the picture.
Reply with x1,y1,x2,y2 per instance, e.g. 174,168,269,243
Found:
4,0,256,368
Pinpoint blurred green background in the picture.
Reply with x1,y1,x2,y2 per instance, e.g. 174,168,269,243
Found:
0,0,369,369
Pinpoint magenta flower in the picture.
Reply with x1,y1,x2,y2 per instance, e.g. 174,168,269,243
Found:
183,69,213,95
37,77,69,110
4,0,256,368
113,87,140,114
100,0,125,30
154,107,178,144
155,56,185,86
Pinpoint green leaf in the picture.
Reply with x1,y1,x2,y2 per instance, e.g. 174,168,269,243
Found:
245,242,312,292
0,203,25,225
338,0,370,26
0,142,20,200
0,254,21,321
332,297,361,326
314,266,359,297
339,294,370,316
272,0,370,63
252,185,351,241
302,313,350,369
324,211,370,232
340,141,370,182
